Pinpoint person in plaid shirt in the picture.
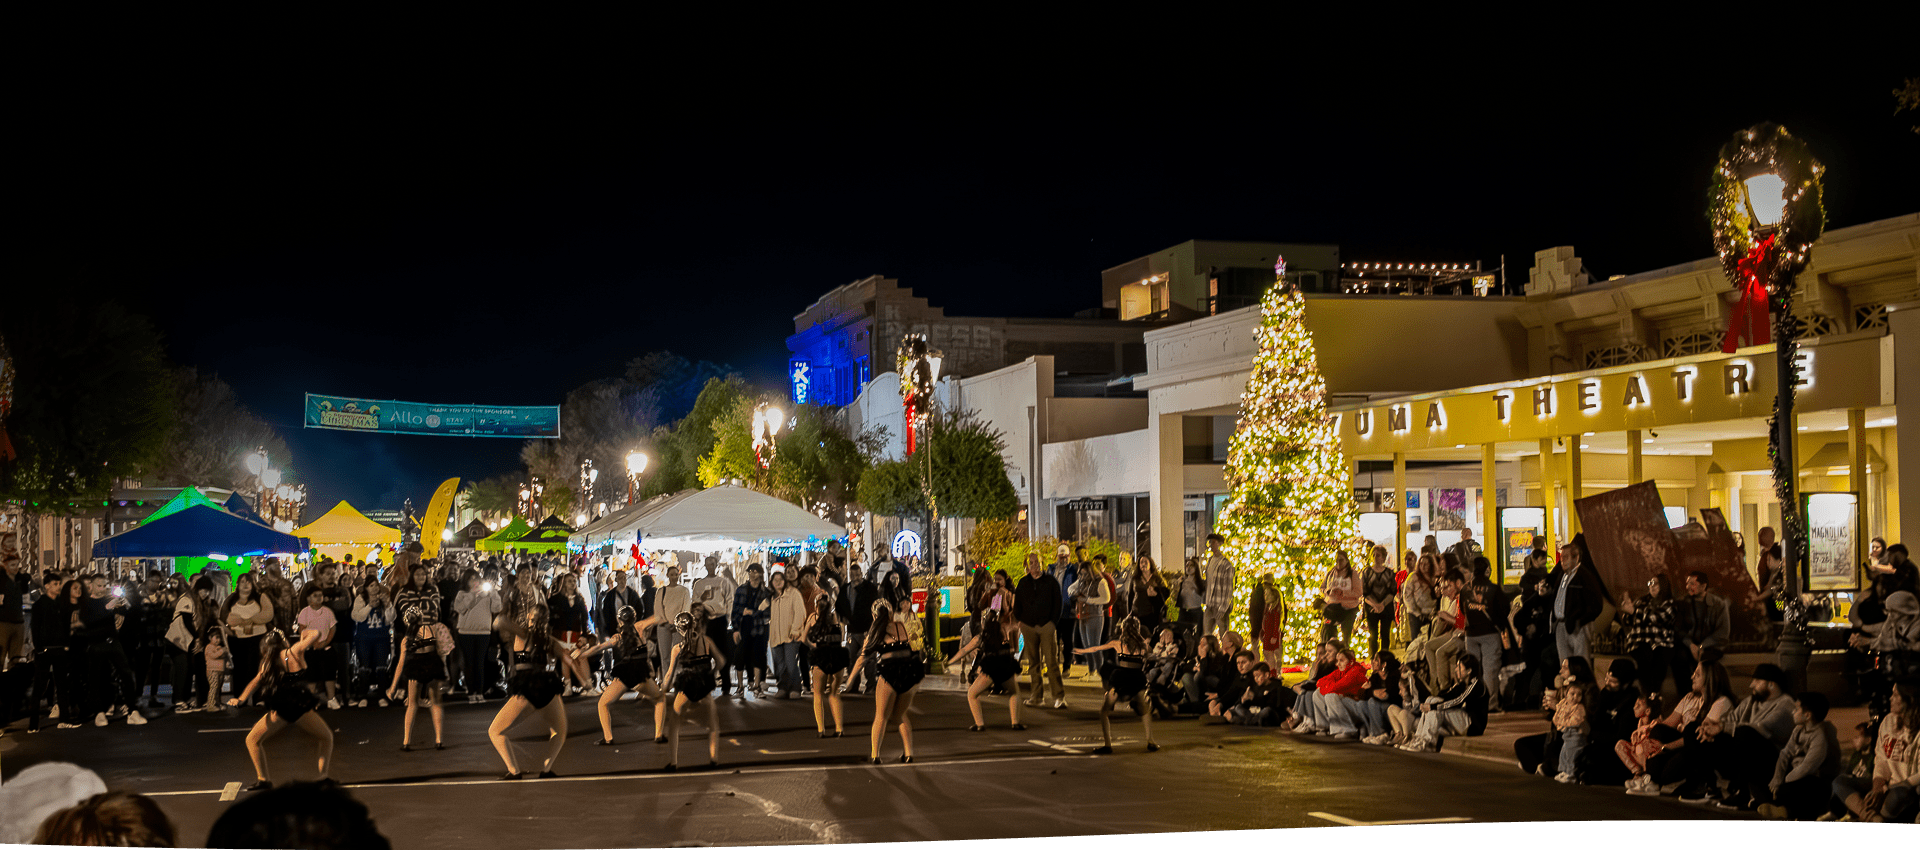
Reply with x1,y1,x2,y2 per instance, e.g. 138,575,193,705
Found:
1204,534,1235,636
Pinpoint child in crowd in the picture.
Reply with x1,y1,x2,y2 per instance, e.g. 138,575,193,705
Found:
1756,692,1840,820
203,629,230,709
1229,663,1285,726
1551,682,1590,783
1145,628,1181,692
1620,695,1666,794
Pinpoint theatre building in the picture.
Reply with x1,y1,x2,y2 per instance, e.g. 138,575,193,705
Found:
1131,214,1917,593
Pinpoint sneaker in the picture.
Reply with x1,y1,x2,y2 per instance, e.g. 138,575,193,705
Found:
327,698,342,711
50,706,61,720
127,712,147,726
58,722,83,729
1554,772,1575,784
1625,781,1662,797
1332,732,1358,740
1677,786,1718,804
94,712,109,727
1052,698,1068,709
1754,803,1788,819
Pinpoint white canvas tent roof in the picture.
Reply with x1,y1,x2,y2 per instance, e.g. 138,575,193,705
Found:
582,484,845,553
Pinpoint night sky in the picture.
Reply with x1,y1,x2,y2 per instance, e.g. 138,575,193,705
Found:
18,37,1916,519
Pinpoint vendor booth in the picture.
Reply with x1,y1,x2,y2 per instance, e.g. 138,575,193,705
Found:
476,516,533,552
91,503,309,575
293,500,402,563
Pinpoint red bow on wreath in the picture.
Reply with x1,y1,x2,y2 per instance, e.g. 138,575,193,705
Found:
1720,234,1775,354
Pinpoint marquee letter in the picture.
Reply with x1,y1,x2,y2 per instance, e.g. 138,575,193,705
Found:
1622,375,1647,407
1672,367,1696,401
1388,405,1409,432
1578,381,1600,411
1426,402,1445,429
1725,363,1751,396
1354,410,1372,436
1532,386,1553,416
1494,392,1512,421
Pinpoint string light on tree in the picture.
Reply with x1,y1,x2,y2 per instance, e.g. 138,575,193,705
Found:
1215,257,1365,664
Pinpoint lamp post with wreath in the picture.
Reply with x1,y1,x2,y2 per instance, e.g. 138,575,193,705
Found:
1709,122,1824,682
897,334,944,574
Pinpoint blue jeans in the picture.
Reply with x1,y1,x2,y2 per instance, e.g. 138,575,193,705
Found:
1319,693,1366,735
1333,697,1390,737
1076,615,1107,673
1553,619,1589,664
1465,634,1503,698
1558,727,1588,776
771,641,803,694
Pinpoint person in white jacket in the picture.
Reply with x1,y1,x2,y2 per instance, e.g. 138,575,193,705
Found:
767,571,809,699
452,572,503,703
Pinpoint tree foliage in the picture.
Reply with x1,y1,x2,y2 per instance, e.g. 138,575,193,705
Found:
459,474,519,520
144,368,291,491
856,409,1018,522
0,299,171,507
642,375,749,499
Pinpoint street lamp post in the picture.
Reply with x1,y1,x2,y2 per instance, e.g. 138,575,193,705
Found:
752,403,784,470
1710,122,1824,687
897,334,944,574
625,451,648,505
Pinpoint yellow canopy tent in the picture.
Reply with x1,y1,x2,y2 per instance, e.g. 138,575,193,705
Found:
294,500,402,562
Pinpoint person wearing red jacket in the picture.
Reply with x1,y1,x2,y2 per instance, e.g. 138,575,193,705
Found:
1296,647,1369,736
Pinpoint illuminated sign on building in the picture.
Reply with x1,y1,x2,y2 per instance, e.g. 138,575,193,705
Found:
789,360,811,404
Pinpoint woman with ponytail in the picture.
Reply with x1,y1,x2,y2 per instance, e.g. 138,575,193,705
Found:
580,605,667,746
1074,615,1158,754
228,629,333,791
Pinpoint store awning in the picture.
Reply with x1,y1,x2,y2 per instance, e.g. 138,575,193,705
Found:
92,504,308,559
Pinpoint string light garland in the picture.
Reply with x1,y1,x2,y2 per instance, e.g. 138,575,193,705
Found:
0,333,14,461
1216,258,1365,664
1708,123,1824,575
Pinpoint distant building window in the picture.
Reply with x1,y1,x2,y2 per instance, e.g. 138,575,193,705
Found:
858,356,872,385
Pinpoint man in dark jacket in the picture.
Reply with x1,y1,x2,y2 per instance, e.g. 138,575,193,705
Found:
1015,554,1065,708
1547,535,1609,663
598,570,641,644
1676,570,1731,670
28,573,74,730
840,568,881,694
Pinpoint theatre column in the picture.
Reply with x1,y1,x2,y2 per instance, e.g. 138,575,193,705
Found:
1393,451,1407,555
1538,438,1558,555
1153,412,1185,582
1481,443,1497,535
1568,438,1584,535
1627,429,1643,485
1849,408,1867,570
1894,301,1920,544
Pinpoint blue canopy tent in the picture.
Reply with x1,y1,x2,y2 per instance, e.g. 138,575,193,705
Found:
222,492,267,526
91,504,309,559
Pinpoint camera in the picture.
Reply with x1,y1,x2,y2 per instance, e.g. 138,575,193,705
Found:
111,586,126,598
482,581,495,593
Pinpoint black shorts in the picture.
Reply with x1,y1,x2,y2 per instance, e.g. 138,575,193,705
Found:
878,656,925,693
1100,664,1147,698
610,659,652,686
404,653,446,683
267,684,319,722
811,644,850,676
674,671,715,700
509,670,565,709
977,654,1020,693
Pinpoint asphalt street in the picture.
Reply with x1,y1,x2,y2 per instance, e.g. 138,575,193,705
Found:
2,677,1742,847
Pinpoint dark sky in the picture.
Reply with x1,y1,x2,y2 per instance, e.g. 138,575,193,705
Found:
18,36,1917,520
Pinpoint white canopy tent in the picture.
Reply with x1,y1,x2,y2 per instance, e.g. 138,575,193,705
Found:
576,484,847,554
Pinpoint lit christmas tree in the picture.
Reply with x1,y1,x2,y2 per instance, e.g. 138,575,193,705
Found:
1216,258,1364,665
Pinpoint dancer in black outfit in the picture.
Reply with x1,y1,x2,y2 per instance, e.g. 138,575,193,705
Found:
487,604,590,779
1074,615,1158,753
845,599,924,763
228,630,332,791
581,605,667,745
386,617,445,751
664,604,727,770
804,595,849,737
956,594,1025,731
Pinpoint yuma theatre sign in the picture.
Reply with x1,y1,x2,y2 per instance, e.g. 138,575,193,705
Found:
1334,336,1889,455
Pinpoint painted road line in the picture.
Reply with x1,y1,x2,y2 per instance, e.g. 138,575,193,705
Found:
198,728,254,733
218,782,240,802
755,749,820,755
1308,812,1471,826
142,754,1083,797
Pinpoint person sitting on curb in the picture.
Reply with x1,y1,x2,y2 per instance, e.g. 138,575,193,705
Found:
1398,655,1488,753
1696,662,1797,810
1228,662,1289,727
1304,646,1371,738
1753,692,1840,820
1205,651,1257,720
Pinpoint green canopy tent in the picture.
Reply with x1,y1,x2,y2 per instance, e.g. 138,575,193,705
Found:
506,514,575,554
141,486,246,577
476,516,534,553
